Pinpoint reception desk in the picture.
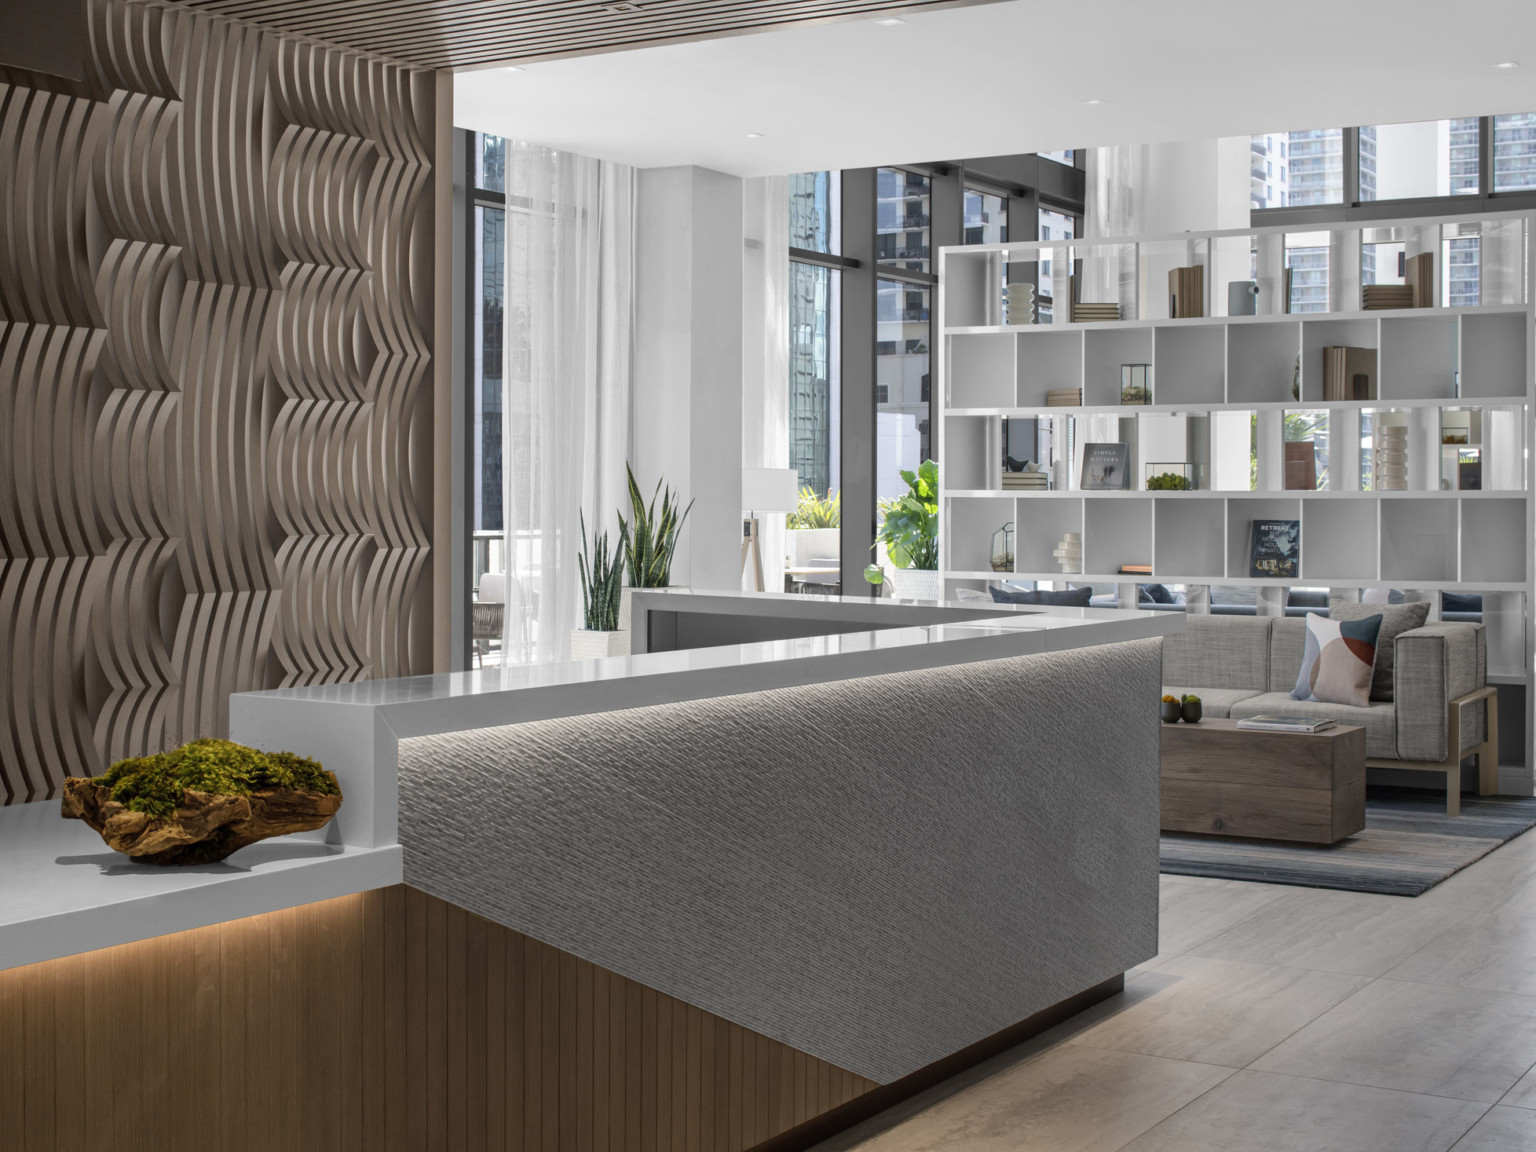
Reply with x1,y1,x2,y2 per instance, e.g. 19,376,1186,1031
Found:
1,591,1181,1150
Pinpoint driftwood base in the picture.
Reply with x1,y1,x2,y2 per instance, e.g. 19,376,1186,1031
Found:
61,778,343,866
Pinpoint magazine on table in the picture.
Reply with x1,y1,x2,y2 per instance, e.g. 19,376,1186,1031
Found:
1236,715,1337,734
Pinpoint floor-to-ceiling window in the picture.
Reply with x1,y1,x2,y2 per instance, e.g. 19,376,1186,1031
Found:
876,168,933,501
471,133,507,595
789,172,841,500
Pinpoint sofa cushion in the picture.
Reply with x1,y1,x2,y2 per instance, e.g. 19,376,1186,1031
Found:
1162,686,1265,719
1329,600,1430,702
1230,692,1398,760
1269,617,1307,692
1161,616,1273,693
1291,612,1383,709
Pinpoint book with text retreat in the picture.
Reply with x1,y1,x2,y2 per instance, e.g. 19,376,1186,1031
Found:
1080,443,1129,490
1249,519,1300,579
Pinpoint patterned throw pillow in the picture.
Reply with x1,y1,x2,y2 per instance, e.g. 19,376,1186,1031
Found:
1291,612,1383,708
1328,600,1429,701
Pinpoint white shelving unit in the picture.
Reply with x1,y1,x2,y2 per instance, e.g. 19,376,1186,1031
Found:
937,211,1535,721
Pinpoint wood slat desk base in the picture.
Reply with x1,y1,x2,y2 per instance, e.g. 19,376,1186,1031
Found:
1160,719,1368,844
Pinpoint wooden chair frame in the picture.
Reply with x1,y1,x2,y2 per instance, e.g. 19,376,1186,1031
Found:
1365,686,1499,816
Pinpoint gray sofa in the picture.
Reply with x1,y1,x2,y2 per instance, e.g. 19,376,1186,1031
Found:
1163,615,1498,814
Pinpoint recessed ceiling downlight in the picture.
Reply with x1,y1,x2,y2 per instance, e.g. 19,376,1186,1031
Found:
745,132,765,139
874,17,907,25
1494,60,1522,69
1082,98,1106,105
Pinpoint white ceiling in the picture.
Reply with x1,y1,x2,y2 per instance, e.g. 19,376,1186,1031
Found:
454,0,1536,177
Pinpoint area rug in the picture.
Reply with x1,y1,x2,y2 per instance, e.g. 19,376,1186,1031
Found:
1159,788,1536,896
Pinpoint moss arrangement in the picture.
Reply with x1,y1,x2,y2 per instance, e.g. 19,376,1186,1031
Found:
95,738,338,818
1145,471,1192,491
63,738,342,866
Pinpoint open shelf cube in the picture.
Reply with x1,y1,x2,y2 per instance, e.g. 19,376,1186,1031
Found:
1302,318,1378,402
1461,497,1527,584
948,333,1015,408
1302,500,1378,581
1226,497,1302,579
945,496,1016,574
1461,311,1528,400
1015,497,1084,575
943,250,998,328
1153,499,1224,580
1380,498,1457,582
1084,327,1153,407
1017,329,1084,407
1152,325,1225,406
1227,321,1300,404
1381,315,1457,401
1083,499,1152,578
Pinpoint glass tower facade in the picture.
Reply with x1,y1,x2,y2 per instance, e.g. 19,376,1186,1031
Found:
788,171,841,498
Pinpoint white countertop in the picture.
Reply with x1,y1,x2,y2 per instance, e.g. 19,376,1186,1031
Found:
3,591,1178,972
0,800,400,971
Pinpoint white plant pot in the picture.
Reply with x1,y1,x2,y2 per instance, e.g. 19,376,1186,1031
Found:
888,567,942,602
570,629,630,660
786,527,840,570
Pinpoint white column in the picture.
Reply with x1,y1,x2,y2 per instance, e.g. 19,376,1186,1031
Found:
634,166,745,592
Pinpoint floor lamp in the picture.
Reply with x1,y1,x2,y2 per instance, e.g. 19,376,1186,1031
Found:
741,468,798,593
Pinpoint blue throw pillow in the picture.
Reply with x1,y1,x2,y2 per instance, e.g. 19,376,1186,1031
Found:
989,586,1092,607
1139,583,1173,604
1442,591,1483,614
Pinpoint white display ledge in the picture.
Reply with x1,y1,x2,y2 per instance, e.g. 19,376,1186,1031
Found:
0,800,401,971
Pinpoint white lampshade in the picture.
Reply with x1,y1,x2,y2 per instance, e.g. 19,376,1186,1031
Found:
741,468,798,513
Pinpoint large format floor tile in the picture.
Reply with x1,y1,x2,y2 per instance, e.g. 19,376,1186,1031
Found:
1449,1106,1536,1151
1388,873,1536,995
1155,875,1289,957
1498,1062,1536,1110
1119,1069,1486,1152
1251,979,1536,1102
833,1045,1235,1152
1184,884,1482,977
1064,955,1369,1068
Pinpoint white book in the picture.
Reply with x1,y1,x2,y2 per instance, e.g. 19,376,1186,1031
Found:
1236,715,1337,734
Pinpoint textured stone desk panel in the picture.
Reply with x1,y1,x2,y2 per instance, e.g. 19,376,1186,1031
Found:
398,638,1161,1084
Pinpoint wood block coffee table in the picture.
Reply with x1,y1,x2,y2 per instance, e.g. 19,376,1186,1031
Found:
1160,718,1367,845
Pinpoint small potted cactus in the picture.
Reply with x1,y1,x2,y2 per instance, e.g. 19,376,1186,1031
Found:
1161,695,1182,724
1181,693,1203,724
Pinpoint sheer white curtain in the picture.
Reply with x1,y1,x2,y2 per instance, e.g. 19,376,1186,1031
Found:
741,175,790,593
501,143,635,663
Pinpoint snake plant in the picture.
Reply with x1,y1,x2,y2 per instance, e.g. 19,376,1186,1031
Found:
619,463,694,588
578,511,625,631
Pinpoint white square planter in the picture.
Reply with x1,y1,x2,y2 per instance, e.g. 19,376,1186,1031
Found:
888,568,942,602
570,629,630,660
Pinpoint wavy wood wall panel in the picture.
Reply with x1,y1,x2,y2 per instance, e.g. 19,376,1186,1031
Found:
0,0,435,805
0,885,879,1152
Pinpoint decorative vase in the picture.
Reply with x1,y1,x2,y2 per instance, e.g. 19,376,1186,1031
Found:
888,567,942,601
1054,532,1083,574
570,629,630,660
1375,425,1408,491
1160,700,1182,724
1181,700,1202,724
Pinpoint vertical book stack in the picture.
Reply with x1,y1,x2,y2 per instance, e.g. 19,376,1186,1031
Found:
1168,265,1205,319
1322,346,1377,401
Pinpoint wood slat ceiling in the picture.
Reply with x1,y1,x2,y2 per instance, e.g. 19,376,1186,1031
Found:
159,0,1007,71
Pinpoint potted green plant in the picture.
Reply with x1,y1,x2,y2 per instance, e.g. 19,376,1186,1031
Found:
786,487,840,573
867,460,940,601
572,511,627,660
617,462,693,631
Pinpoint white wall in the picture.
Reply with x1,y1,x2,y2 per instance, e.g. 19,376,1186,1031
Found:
1087,137,1251,238
633,166,745,591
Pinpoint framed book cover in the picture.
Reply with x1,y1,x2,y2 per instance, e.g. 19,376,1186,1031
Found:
1249,519,1300,579
1080,442,1129,490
